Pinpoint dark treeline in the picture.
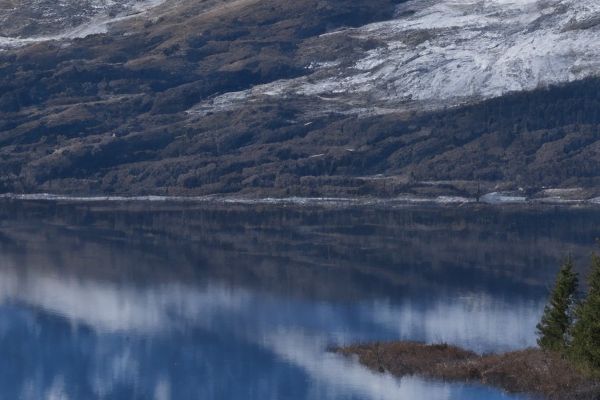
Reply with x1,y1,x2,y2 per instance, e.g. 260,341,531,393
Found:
538,251,600,373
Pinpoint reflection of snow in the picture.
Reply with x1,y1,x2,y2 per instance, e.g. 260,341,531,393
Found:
4,192,600,206
480,192,528,204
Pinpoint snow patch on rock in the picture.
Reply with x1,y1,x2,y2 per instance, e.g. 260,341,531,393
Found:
0,0,166,49
190,0,600,116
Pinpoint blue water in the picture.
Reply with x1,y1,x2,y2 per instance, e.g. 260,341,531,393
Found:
1,203,598,399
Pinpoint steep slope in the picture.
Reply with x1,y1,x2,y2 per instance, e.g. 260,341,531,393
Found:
0,0,166,46
196,0,600,115
0,0,599,198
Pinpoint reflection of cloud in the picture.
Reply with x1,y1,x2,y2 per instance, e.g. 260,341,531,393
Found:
0,266,247,333
19,378,70,400
264,331,523,400
267,331,454,400
364,295,543,353
0,264,534,399
0,263,541,352
46,376,69,400
91,348,141,396
154,377,171,400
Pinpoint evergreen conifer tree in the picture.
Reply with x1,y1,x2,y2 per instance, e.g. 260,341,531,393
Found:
536,257,579,351
572,253,600,369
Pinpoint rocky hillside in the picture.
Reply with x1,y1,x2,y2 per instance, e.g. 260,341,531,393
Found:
0,0,599,198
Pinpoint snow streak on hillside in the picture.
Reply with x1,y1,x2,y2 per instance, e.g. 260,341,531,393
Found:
191,0,600,115
0,0,165,48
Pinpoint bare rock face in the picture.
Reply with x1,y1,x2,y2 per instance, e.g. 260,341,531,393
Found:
0,0,599,198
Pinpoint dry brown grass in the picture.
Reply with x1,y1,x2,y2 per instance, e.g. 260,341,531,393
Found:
337,342,600,400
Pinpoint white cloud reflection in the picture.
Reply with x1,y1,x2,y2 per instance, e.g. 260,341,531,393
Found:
0,261,533,400
268,331,456,400
364,296,543,353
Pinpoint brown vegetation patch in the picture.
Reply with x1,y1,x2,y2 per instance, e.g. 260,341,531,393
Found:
337,342,600,400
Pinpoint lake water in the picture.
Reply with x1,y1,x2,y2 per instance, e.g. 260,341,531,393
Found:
1,201,599,400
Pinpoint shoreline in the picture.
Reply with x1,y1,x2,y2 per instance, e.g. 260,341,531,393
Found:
1,192,600,209
335,342,600,400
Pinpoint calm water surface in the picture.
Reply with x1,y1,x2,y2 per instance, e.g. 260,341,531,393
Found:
1,201,599,400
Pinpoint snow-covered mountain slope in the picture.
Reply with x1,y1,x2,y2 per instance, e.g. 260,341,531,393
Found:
1,0,599,197
0,0,165,48
191,0,600,116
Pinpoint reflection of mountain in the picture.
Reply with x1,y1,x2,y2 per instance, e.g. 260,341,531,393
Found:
1,202,598,300
1,203,580,399
0,203,549,400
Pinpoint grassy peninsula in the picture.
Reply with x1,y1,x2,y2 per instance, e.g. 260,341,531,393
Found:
336,342,598,399
337,253,600,399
